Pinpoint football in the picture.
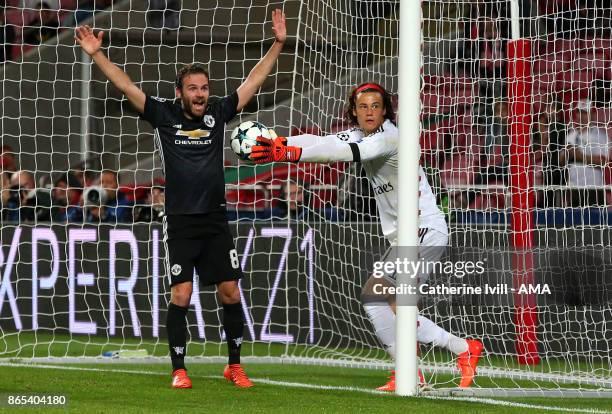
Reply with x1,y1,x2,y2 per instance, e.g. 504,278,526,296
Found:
230,121,277,161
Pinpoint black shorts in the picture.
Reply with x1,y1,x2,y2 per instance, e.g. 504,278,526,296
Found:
163,211,243,286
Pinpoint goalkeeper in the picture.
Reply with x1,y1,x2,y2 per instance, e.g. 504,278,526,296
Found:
75,9,286,389
250,82,483,390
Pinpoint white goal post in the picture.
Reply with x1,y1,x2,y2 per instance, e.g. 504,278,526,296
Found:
395,0,421,397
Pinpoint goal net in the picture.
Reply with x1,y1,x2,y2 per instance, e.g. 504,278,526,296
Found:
0,0,610,396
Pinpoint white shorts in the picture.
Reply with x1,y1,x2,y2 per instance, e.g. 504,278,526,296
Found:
382,228,448,285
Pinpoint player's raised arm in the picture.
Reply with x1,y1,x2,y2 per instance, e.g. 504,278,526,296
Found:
235,9,286,112
75,25,146,114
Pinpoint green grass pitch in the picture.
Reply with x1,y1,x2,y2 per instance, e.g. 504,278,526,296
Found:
0,332,610,413
1,363,611,413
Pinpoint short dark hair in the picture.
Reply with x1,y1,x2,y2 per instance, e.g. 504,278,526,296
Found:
343,82,396,126
175,63,210,89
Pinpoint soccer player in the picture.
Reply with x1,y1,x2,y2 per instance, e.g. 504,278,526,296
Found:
74,9,287,389
250,82,483,390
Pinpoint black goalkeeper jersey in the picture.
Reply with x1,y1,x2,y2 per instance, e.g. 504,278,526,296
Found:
139,92,238,215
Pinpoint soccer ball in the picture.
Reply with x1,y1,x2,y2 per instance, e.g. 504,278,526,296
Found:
230,121,277,161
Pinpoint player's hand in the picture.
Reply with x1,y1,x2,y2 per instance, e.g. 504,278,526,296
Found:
74,25,104,56
250,136,302,163
271,9,287,44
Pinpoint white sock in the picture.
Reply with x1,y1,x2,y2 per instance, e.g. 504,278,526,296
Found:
364,304,396,359
417,315,468,355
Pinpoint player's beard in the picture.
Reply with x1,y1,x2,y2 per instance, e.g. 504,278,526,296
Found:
182,97,207,120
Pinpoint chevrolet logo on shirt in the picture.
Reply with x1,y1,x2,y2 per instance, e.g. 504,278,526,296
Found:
175,129,210,139
174,129,212,145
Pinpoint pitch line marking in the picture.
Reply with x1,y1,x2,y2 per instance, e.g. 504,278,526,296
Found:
0,362,609,414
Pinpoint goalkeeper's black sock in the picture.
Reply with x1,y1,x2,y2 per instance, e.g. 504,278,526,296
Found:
167,302,189,372
222,302,244,365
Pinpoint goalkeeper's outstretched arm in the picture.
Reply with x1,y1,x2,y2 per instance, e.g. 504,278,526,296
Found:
249,133,353,164
250,130,397,164
287,134,354,162
75,25,146,114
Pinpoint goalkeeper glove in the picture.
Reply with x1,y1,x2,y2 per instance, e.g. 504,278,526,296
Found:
249,136,302,163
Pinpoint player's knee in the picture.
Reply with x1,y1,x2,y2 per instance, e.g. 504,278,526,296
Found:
217,281,240,304
171,282,193,307
360,275,376,301
361,275,393,305
220,289,240,304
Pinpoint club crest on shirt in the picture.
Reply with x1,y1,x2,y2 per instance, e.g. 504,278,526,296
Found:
203,115,215,128
171,264,182,276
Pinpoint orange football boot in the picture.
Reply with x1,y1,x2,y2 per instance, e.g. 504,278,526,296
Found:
223,364,254,388
457,339,484,388
375,369,426,392
171,369,192,389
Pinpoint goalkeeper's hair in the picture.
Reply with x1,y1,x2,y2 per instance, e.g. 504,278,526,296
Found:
175,63,210,90
344,82,396,126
